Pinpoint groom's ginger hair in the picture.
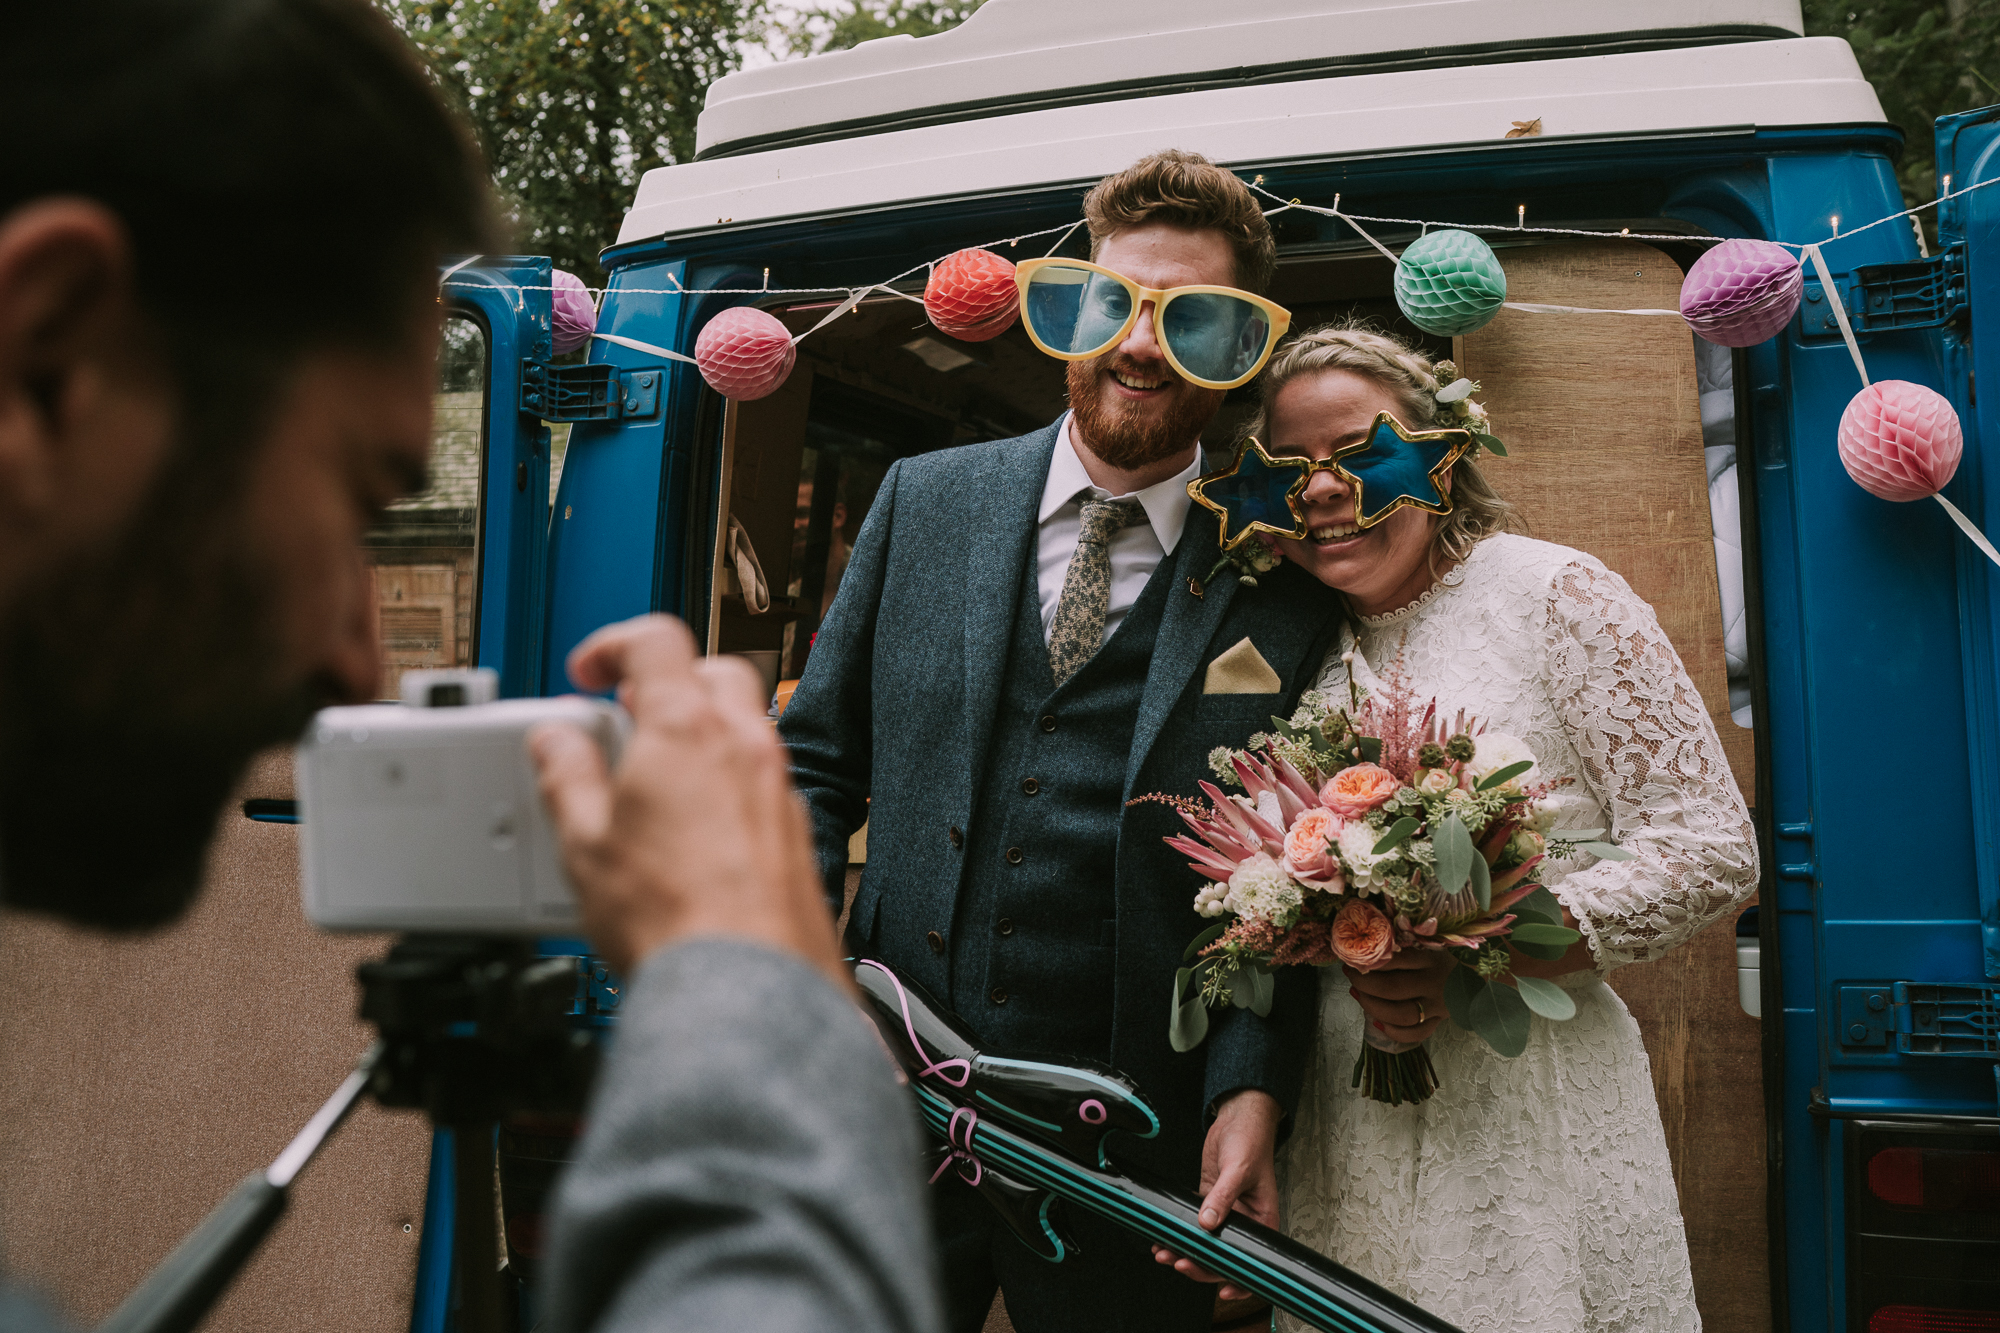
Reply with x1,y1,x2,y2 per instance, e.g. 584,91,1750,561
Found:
1084,150,1276,294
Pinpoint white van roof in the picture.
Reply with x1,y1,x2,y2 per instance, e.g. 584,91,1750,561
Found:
617,33,1882,245
696,0,1806,158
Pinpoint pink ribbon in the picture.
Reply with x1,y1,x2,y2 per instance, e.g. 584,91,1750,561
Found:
928,1106,984,1187
857,960,971,1088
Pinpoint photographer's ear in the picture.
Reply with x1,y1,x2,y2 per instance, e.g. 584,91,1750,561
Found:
0,199,173,582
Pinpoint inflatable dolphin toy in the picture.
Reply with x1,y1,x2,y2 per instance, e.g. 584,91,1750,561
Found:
852,959,1463,1333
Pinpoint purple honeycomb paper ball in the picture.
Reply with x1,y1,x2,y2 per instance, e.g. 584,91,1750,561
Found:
1680,239,1802,347
551,269,598,354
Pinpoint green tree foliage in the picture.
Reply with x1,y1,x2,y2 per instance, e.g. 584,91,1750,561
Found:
1803,0,2000,211
782,0,985,57
382,0,764,284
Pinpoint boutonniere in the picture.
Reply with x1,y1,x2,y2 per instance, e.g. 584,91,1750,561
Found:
1202,534,1283,592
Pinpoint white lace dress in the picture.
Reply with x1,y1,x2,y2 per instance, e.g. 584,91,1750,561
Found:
1276,533,1758,1333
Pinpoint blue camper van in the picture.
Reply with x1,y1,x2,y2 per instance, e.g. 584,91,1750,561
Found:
399,2,2000,1327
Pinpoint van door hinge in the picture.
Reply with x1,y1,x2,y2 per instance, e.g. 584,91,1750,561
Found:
1893,981,2000,1057
520,360,661,422
1801,244,1968,337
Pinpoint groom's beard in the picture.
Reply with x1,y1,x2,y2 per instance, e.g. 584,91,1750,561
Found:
1068,355,1224,473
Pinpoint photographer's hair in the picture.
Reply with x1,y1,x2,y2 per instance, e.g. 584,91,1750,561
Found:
0,0,499,465
1084,150,1278,295
1242,320,1522,569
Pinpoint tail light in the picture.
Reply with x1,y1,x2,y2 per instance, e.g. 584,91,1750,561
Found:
1849,1124,2000,1330
1868,1308,2000,1333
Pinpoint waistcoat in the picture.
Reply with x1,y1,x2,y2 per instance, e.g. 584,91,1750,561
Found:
948,545,1177,1061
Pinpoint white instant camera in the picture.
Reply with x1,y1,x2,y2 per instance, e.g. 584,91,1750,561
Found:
297,668,628,933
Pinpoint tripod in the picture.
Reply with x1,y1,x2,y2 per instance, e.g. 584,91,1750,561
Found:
95,935,602,1333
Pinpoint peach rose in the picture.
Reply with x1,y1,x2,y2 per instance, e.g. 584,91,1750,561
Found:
1331,898,1397,969
1283,808,1346,889
1321,763,1402,818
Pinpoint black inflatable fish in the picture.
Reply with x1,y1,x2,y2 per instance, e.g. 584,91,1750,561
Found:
851,959,1463,1333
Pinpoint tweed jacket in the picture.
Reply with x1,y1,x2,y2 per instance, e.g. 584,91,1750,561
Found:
780,421,1342,1171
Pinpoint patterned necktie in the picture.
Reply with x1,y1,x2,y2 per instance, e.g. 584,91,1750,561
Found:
1047,497,1149,687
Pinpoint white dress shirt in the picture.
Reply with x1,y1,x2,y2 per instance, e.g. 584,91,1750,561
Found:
1036,413,1201,646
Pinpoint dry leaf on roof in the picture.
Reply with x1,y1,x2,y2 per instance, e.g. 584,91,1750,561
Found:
1505,119,1543,139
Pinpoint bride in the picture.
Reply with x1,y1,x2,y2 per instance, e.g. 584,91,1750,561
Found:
1251,323,1757,1332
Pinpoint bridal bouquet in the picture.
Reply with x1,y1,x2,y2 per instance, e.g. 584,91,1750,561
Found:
1154,664,1628,1105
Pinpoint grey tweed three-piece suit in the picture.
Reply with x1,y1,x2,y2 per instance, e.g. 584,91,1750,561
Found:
781,419,1343,1332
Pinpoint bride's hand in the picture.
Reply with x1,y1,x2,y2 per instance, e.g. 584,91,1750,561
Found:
1345,950,1450,1043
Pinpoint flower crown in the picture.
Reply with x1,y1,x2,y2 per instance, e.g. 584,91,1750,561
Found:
1429,361,1505,457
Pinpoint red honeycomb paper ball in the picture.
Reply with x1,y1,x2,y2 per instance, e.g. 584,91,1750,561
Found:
1837,380,1963,502
695,306,796,401
1680,239,1802,347
925,248,1019,342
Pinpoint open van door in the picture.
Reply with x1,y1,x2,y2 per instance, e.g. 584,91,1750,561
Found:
1804,104,2000,1333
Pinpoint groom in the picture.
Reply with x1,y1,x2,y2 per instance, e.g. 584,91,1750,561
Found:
780,150,1341,1332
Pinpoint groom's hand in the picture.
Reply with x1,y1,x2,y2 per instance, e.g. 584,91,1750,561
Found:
1150,1088,1280,1301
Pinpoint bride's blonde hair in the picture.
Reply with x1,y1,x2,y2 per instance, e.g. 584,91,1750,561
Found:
1240,320,1522,570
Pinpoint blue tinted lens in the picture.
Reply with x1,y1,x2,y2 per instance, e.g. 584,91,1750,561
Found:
1339,416,1465,525
1023,264,1130,355
1161,292,1268,383
1194,442,1310,548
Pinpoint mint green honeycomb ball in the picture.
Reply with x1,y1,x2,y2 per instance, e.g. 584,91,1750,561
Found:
1394,229,1506,336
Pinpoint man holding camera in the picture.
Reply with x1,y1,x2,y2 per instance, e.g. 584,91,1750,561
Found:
0,3,937,1331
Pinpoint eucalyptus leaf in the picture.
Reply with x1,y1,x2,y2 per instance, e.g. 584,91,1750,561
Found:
1467,976,1532,1056
1270,716,1298,739
1182,922,1228,963
1469,849,1492,910
1514,975,1578,1021
1239,965,1275,1017
1476,760,1533,791
1371,817,1421,855
1576,841,1636,861
1510,921,1581,946
1559,828,1605,841
1511,935,1570,962
1443,962,1485,1030
1473,432,1508,457
1511,886,1564,926
1435,813,1474,895
1169,966,1210,1052
1355,736,1383,764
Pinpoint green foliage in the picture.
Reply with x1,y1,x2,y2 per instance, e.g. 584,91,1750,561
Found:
784,0,987,56
1803,0,2000,220
382,0,764,284
1170,964,1210,1051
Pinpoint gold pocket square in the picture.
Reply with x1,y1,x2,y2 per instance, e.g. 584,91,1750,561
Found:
1204,637,1282,695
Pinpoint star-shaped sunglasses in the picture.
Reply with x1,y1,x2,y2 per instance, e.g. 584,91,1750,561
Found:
1014,258,1292,390
1188,413,1473,550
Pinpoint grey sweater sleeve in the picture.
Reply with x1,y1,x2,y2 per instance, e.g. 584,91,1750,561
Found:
541,938,943,1333
0,1285,67,1331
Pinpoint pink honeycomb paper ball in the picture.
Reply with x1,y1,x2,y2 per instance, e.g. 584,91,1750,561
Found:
1680,239,1803,347
695,306,796,401
925,248,1019,341
1837,380,1963,502
550,269,597,355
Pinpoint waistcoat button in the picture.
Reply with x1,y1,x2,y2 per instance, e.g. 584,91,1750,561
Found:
1020,777,1039,796
947,825,964,849
997,918,1015,936
1038,714,1057,732
1005,847,1024,865
926,930,945,955
990,987,1008,1005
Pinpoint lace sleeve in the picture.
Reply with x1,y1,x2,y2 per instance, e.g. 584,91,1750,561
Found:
1541,557,1758,969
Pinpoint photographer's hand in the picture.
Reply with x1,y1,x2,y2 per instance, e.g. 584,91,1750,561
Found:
529,614,846,989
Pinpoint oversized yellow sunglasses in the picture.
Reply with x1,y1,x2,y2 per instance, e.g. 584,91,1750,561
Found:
1014,258,1292,390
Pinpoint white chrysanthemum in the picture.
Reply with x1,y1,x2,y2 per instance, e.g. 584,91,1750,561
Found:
1194,881,1231,918
1223,853,1304,924
1468,731,1540,789
1335,820,1388,887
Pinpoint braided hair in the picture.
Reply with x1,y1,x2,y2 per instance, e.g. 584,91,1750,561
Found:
1240,320,1523,569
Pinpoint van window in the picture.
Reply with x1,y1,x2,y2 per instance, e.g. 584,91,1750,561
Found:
362,314,485,695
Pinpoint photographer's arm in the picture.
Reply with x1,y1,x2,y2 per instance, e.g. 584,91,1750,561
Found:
530,617,942,1333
